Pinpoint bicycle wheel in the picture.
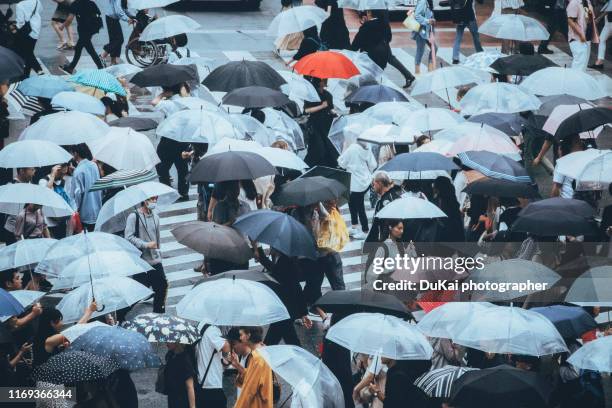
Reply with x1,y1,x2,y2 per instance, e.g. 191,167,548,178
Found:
125,39,158,68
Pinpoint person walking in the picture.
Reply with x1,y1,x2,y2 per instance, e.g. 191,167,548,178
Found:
51,0,75,50
412,0,437,74
366,171,403,243
381,9,416,88
591,1,611,69
303,77,338,168
538,0,568,54
285,26,324,67
275,0,304,53
163,343,197,408
194,323,230,408
99,0,131,66
67,144,101,232
315,0,350,49
566,0,596,71
13,0,43,78
38,164,74,239
451,0,483,64
59,0,104,74
125,196,168,313
351,9,391,70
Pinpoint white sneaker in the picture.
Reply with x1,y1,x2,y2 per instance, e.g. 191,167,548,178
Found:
353,231,368,240
348,227,359,237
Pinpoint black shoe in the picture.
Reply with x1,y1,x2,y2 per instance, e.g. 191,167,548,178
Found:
58,64,73,74
403,77,414,88
452,59,460,64
538,47,553,55
588,63,604,70
176,195,190,202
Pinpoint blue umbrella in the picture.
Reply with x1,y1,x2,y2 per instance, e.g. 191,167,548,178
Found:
17,75,74,98
51,91,105,115
0,288,24,318
70,325,161,371
531,305,597,339
70,69,127,96
380,152,459,173
457,151,532,183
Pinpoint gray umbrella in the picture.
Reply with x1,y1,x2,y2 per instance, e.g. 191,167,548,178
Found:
222,86,291,108
189,151,276,183
0,46,24,83
202,60,286,92
380,152,459,172
346,84,409,104
565,266,612,307
272,176,347,207
536,94,589,116
468,112,527,135
109,117,158,131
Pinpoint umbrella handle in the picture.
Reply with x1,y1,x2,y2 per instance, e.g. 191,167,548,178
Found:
96,303,106,313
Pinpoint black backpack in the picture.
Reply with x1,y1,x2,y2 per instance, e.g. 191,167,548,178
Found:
450,0,469,10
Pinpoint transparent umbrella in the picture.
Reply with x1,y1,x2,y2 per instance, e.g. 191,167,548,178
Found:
434,122,510,144
448,127,521,158
88,127,160,171
461,50,506,74
228,113,276,146
479,14,549,41
520,67,606,100
19,111,109,144
139,15,201,42
174,96,225,114
267,5,328,37
553,149,611,191
261,108,304,150
0,140,71,169
328,113,381,153
278,71,320,103
400,108,464,133
567,336,612,372
417,302,496,339
0,238,57,271
459,83,541,116
411,66,486,105
362,101,421,124
156,109,242,144
0,183,73,217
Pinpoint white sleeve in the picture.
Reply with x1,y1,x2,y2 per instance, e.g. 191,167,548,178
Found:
206,327,226,352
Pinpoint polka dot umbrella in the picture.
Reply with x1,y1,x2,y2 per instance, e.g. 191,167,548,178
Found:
122,313,200,345
70,326,161,371
33,351,119,385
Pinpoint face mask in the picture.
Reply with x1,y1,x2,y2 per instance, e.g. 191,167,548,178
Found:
146,202,157,210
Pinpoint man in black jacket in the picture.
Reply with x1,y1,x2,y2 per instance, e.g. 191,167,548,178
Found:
381,9,416,88
368,358,431,408
451,0,483,64
59,0,104,73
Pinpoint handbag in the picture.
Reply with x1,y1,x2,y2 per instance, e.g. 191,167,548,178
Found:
18,0,37,36
272,371,281,403
402,13,421,32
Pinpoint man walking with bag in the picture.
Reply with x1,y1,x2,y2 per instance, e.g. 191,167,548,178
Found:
14,0,43,78
59,0,104,73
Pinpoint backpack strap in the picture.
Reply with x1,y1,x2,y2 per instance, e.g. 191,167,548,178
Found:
197,324,218,389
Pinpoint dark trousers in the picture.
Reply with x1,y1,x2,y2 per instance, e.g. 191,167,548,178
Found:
103,16,124,58
540,8,568,48
388,53,415,82
264,318,301,346
319,252,345,291
16,34,42,77
68,32,103,70
298,258,324,305
349,189,369,232
196,388,226,408
83,223,96,232
156,155,189,197
133,263,168,313
48,224,67,239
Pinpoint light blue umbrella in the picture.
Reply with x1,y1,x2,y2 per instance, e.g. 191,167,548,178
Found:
70,69,127,96
17,75,74,98
51,91,105,115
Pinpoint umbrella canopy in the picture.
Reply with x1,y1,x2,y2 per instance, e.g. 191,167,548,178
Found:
33,351,120,385
7,290,44,308
190,151,276,182
262,107,305,150
95,181,179,233
71,326,160,370
450,365,553,408
479,14,549,41
255,147,308,171
468,112,526,135
17,75,74,98
294,51,360,79
414,139,454,156
519,197,596,218
459,83,541,116
171,57,218,84
128,0,178,9
0,288,24,318
232,210,317,259
278,70,320,103
130,64,199,88
326,312,433,360
267,5,328,37
6,86,45,116
199,269,279,287
567,336,612,372
565,266,612,307
554,107,612,141
434,122,509,144
19,111,109,144
347,84,408,104
0,183,73,217
0,238,57,271
122,313,200,344
228,114,276,146
337,0,389,10
51,91,105,115
375,196,447,219
88,127,160,171
521,67,606,100
258,345,345,408
70,70,126,96
156,109,240,144
203,60,286,92
536,94,590,116
108,116,158,131
271,176,346,207
0,140,71,168
103,63,142,78
204,138,262,156
448,128,520,158
170,221,252,264
461,50,506,73
531,305,597,339
380,152,459,173
554,149,611,191
176,278,289,325
400,108,464,132
300,166,351,205
411,66,485,98
543,104,604,140
88,169,157,192
222,86,291,108
361,101,420,124
489,54,556,76
328,112,381,153
463,178,540,198
0,46,24,83
62,321,109,342
357,124,419,145
457,151,531,183
57,277,153,323
313,289,410,318
417,302,496,339
453,306,568,356
175,96,224,114
139,15,201,42
415,365,478,398
512,210,598,236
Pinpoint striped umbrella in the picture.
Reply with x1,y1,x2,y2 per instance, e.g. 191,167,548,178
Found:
414,366,478,398
88,169,157,192
70,69,127,96
457,151,531,183
6,83,45,116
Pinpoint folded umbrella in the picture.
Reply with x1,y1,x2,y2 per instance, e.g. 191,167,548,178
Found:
461,50,506,74
203,60,286,92
271,176,346,207
108,117,158,131
347,84,408,104
467,112,526,136
170,221,252,264
565,266,612,307
463,178,540,198
33,351,120,385
17,75,74,98
415,366,478,398
313,289,410,318
554,107,612,141
0,46,24,83
400,108,464,132
531,305,597,339
130,64,199,88
554,149,611,191
457,151,531,183
479,14,549,41
294,51,360,79
156,109,241,144
380,152,459,173
375,196,447,219
19,111,109,144
222,86,291,108
0,238,57,271
51,91,105,115
520,67,606,100
0,183,73,217
88,169,158,192
0,288,24,318
416,302,496,339
139,15,201,42
122,313,200,344
0,140,71,169
232,210,317,259
189,151,276,183
567,336,612,372
62,321,109,342
489,54,556,76
459,83,541,116
70,69,126,96
267,5,328,37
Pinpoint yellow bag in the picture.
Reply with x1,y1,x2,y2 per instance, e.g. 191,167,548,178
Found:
316,207,349,252
403,14,421,32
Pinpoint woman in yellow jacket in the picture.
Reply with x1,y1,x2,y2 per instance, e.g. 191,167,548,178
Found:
234,327,273,408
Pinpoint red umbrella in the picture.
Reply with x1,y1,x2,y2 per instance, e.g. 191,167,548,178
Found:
294,51,360,79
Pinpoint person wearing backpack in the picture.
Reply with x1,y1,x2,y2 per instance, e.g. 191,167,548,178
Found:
59,0,104,74
451,0,483,64
194,323,230,408
13,0,43,78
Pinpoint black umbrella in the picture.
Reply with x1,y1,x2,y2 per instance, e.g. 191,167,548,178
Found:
108,117,158,131
554,107,612,141
0,46,24,83
531,305,597,339
33,350,120,385
130,64,199,88
202,60,286,92
198,269,279,287
463,178,540,198
189,151,276,183
468,112,527,135
313,289,410,318
536,94,589,116
457,151,531,183
511,209,599,236
272,176,347,207
221,86,291,108
346,84,409,104
518,197,596,218
232,210,317,259
300,166,351,206
450,365,553,408
380,152,459,172
490,54,556,76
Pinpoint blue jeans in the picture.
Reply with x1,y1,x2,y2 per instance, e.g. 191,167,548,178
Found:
415,35,438,66
453,19,483,60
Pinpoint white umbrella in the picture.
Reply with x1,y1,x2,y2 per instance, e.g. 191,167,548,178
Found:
479,14,549,41
543,104,604,140
174,96,225,114
267,5,328,37
520,67,607,100
449,130,519,159
57,277,153,323
255,147,308,171
51,91,105,115
278,71,320,103
326,313,433,360
434,122,510,144
140,15,201,41
0,140,71,168
258,345,345,408
555,149,611,191
414,139,454,156
103,64,142,78
357,124,420,145
417,302,496,339
362,101,420,124
156,109,241,144
0,183,73,217
567,336,612,372
0,238,57,271
88,127,160,171
337,0,390,10
461,50,506,74
62,321,109,342
375,196,447,219
205,137,263,155
10,290,45,307
228,114,276,146
95,181,179,233
459,83,541,116
19,111,109,144
128,0,178,8
328,113,382,153
453,306,568,356
334,49,383,78
411,66,487,102
400,108,465,133
176,278,289,326
262,108,305,151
